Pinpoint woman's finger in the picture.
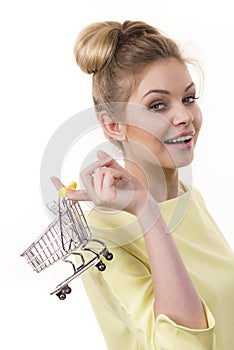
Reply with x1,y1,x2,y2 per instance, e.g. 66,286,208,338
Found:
81,152,132,189
50,176,90,201
97,149,112,159
96,150,134,181
93,167,122,202
66,189,91,201
82,155,113,176
51,176,65,190
80,155,115,192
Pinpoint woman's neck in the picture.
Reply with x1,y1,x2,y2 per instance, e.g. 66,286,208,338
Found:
124,160,182,203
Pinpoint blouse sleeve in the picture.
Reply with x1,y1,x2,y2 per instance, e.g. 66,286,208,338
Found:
155,302,216,349
81,245,216,350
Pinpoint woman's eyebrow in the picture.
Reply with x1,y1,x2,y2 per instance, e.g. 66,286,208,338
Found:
141,82,195,100
184,82,195,92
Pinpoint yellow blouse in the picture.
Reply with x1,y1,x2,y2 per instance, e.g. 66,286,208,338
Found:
81,185,234,349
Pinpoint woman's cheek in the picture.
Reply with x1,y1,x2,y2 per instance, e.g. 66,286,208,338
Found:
195,107,203,130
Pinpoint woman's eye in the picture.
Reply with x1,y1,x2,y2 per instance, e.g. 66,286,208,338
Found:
183,95,199,104
149,102,165,111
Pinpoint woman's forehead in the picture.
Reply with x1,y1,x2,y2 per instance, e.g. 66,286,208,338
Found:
130,59,193,101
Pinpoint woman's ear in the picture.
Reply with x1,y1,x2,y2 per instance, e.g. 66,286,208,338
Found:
99,111,127,141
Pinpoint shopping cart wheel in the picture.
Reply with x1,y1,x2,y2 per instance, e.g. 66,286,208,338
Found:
63,285,72,295
104,250,113,261
56,291,66,300
96,261,106,271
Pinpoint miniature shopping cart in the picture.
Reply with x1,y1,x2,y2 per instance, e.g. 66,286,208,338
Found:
21,192,113,300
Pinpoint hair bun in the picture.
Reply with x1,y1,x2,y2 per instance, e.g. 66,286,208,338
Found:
74,21,122,74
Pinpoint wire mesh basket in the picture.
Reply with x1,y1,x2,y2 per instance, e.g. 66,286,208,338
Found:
21,197,113,299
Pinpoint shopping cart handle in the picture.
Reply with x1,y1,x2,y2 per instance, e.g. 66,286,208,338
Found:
59,181,77,197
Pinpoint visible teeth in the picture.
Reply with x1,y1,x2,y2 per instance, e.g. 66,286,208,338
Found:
166,135,192,144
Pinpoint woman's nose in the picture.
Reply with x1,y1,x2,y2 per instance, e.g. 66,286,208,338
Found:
171,103,194,126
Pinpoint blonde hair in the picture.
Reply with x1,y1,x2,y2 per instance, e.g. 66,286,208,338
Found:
74,20,188,148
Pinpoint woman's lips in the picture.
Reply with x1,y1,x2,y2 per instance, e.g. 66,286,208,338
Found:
164,132,195,150
165,138,193,149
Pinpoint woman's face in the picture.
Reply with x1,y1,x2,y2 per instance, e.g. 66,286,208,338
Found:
122,58,202,169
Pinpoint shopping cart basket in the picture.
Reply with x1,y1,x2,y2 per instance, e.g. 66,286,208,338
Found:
21,193,113,300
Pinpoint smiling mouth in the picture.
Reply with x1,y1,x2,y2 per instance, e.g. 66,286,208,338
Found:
164,134,193,144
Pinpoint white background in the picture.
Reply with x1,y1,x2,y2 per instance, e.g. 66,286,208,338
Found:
0,1,233,349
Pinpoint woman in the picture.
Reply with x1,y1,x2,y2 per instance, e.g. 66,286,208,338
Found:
52,21,234,349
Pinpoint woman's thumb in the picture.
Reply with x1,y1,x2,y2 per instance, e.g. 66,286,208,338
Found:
97,149,111,159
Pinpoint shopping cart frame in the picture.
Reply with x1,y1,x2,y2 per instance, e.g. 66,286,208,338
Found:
21,197,113,300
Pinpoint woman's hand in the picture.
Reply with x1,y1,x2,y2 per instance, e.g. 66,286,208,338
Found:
51,150,149,216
